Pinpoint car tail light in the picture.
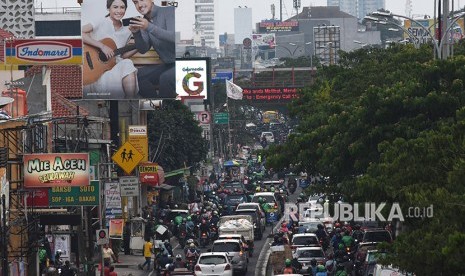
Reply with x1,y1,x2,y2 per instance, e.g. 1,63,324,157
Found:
225,264,231,270
291,245,297,250
274,203,278,209
195,265,201,271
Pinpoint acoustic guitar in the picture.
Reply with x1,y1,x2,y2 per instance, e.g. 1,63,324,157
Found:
82,37,136,85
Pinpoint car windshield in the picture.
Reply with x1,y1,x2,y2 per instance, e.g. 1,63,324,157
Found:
237,204,258,211
364,231,392,243
199,255,227,265
367,252,386,263
226,195,248,205
297,249,324,258
292,236,319,246
252,195,275,204
213,242,240,252
235,211,257,220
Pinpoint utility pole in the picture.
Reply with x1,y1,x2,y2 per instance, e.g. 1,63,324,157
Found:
2,194,7,276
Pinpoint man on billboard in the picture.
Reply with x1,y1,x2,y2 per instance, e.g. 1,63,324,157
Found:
129,0,176,98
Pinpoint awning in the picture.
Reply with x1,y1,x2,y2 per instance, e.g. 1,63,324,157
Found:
164,167,190,178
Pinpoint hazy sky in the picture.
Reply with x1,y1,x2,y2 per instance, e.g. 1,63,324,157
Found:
37,0,464,40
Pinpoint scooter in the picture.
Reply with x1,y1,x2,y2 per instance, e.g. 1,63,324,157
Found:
199,231,209,248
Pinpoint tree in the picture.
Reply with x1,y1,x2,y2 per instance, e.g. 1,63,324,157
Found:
147,100,208,172
265,43,465,274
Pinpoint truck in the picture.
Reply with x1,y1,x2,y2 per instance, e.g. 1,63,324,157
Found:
218,215,255,256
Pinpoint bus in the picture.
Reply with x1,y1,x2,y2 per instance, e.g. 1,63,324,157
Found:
262,111,279,124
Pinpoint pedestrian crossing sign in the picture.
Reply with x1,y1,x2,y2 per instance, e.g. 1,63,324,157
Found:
112,141,144,175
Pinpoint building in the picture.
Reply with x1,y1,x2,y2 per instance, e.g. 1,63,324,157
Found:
327,0,385,21
234,7,253,45
194,0,216,48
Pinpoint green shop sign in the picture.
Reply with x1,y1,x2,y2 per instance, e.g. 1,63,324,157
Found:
49,180,99,206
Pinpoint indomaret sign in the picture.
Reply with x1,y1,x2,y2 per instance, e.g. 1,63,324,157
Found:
23,153,90,188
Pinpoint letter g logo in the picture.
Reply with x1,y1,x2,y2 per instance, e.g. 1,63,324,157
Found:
182,72,204,96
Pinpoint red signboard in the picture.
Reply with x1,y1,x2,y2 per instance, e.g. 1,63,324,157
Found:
139,162,159,186
258,21,299,33
24,189,49,207
242,87,301,101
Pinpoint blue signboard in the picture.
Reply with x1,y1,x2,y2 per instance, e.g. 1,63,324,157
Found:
211,72,233,84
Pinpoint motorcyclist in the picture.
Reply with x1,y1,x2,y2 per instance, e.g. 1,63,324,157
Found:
316,224,329,249
183,239,195,255
282,259,295,274
299,193,306,202
199,219,210,245
185,243,200,263
351,224,363,242
307,259,318,276
210,211,220,226
291,256,302,273
315,264,328,276
163,239,173,257
186,216,195,238
59,260,75,276
331,228,343,251
341,230,355,248
174,254,186,269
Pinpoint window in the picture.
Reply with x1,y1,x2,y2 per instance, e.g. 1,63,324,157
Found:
292,236,319,246
297,249,324,258
199,255,227,265
213,242,241,252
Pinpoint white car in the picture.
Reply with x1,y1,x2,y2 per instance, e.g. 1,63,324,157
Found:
194,252,233,276
260,131,275,143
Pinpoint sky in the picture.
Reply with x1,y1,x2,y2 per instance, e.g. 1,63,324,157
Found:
37,0,464,40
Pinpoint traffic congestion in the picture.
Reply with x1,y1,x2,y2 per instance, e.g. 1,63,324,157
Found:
126,153,404,276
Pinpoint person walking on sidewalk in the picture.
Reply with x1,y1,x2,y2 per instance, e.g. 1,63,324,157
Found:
138,238,153,271
103,244,118,267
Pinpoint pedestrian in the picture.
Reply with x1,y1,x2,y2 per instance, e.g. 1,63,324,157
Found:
109,266,118,276
123,222,131,255
102,244,117,267
138,238,153,271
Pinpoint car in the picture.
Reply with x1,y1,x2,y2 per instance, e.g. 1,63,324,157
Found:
294,246,326,274
290,233,320,250
362,250,388,276
260,131,275,143
362,229,393,244
194,252,233,276
234,208,265,239
222,181,247,193
298,218,322,233
252,192,282,222
223,193,249,209
211,239,248,273
236,202,266,228
217,234,249,252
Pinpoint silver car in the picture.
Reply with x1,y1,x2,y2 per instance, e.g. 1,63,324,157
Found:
211,239,248,274
294,246,326,274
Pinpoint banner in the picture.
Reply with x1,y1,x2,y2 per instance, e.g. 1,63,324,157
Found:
226,80,243,100
258,21,299,33
23,153,90,188
109,219,124,239
242,87,301,101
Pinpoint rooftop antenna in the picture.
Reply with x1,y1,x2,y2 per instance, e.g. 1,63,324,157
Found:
271,4,276,20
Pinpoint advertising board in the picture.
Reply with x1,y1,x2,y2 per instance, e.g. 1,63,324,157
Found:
23,153,90,188
176,58,210,100
258,21,299,33
4,39,83,65
81,1,176,100
242,87,301,102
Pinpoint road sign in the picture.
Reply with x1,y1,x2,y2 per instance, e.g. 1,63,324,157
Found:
128,125,148,162
197,111,211,124
200,124,211,140
139,162,159,186
96,229,109,245
49,181,99,206
211,72,233,84
105,182,122,218
119,176,139,197
214,113,229,124
112,141,144,174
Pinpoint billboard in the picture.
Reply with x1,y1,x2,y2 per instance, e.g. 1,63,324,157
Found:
258,21,299,33
242,87,301,101
176,58,210,100
4,39,83,65
404,18,465,44
81,0,176,100
23,153,90,188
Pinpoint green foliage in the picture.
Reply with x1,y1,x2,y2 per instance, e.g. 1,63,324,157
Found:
147,100,208,172
264,44,465,274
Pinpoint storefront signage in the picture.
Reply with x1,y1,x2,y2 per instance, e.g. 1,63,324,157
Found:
48,181,99,206
5,39,82,65
23,153,90,188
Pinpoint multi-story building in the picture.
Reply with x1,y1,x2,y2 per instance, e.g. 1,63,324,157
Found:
327,0,385,21
194,0,216,48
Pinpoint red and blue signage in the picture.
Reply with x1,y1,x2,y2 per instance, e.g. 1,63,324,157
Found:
4,39,82,65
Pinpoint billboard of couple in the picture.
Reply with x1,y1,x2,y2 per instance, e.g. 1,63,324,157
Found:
81,0,175,100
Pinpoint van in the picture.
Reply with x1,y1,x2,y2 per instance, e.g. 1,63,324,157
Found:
260,132,275,143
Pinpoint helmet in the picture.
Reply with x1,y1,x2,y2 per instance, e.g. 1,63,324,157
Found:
282,222,287,228
317,224,324,230
285,259,291,266
270,187,275,192
213,211,218,215
258,197,263,203
176,254,182,259
338,243,344,250
317,265,326,272
190,243,195,248
174,204,178,208
299,192,304,197
310,259,317,266
256,187,261,192
182,218,187,222
279,189,283,193
187,216,192,221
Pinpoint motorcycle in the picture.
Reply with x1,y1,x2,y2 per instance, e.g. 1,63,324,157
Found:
186,256,198,272
178,230,187,248
199,231,209,248
288,182,296,194
209,225,218,241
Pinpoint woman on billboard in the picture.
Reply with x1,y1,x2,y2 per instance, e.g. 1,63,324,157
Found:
82,0,139,99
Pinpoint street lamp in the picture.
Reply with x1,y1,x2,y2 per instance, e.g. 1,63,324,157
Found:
289,42,313,68
364,15,420,48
